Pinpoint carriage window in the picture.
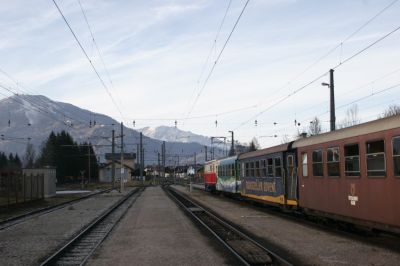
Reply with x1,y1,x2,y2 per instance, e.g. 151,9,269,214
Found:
301,153,308,177
393,137,400,176
327,147,340,177
241,163,245,177
345,144,360,176
366,140,386,177
267,158,274,177
262,160,267,177
255,161,260,177
250,162,255,176
245,162,249,177
312,149,323,176
275,157,282,177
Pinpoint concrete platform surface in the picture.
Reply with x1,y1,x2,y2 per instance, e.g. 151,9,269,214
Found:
88,186,235,266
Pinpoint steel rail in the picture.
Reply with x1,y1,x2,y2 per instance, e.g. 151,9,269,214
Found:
0,188,113,231
40,187,144,266
165,186,292,266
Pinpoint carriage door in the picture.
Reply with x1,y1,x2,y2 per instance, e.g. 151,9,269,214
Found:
286,154,297,200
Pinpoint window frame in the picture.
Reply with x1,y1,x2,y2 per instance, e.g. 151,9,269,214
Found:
255,160,260,177
365,139,386,178
261,159,267,177
312,149,324,177
250,161,255,177
267,158,274,177
344,143,360,178
301,152,308,178
274,157,282,178
392,136,400,177
327,146,340,177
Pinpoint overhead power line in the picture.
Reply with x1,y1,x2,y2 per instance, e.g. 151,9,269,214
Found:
186,0,250,117
259,0,400,105
0,67,91,127
52,0,125,121
333,24,400,70
77,0,123,107
235,21,400,131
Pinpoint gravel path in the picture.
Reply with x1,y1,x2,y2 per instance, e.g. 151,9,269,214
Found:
0,189,131,266
173,185,400,266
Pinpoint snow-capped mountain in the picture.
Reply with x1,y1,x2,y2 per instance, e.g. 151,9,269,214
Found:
0,95,223,165
138,126,212,146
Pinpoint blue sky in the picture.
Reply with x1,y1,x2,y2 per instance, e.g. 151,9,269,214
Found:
0,0,399,147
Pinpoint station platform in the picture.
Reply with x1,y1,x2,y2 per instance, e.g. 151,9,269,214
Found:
88,186,235,266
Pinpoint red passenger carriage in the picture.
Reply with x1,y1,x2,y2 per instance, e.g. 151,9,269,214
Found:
204,160,218,191
293,116,400,233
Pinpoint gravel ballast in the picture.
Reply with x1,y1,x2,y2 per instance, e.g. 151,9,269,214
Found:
173,185,400,266
0,189,131,265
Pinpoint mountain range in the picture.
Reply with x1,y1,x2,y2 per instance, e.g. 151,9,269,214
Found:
0,95,225,166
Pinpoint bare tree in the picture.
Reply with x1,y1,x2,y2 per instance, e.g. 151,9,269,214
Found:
380,104,400,118
248,137,260,151
308,117,322,136
338,104,361,129
23,142,36,168
280,134,291,144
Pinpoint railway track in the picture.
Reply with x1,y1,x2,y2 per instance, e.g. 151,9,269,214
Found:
40,187,144,266
0,188,113,231
165,186,292,266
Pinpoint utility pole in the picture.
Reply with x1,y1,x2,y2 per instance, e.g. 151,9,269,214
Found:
136,143,140,178
112,129,115,189
120,122,124,193
194,152,197,166
330,69,336,131
162,141,166,178
158,152,161,178
88,144,91,184
204,146,208,161
142,147,145,181
229,131,234,156
140,132,143,181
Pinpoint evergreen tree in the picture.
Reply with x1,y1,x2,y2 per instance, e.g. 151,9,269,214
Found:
37,131,99,183
0,152,8,171
23,143,36,168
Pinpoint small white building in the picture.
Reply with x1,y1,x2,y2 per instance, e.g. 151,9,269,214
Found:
22,167,57,198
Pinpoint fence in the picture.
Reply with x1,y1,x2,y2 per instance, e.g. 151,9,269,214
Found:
0,173,44,208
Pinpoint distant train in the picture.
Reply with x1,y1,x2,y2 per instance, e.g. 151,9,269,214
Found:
202,115,400,234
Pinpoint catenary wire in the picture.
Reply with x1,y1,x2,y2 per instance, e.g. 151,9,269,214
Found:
52,0,125,122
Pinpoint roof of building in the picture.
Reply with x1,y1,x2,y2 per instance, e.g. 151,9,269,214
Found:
99,161,134,171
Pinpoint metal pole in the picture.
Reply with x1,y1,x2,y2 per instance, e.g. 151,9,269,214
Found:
120,122,124,193
229,131,235,156
88,144,91,184
136,143,140,178
140,132,143,180
112,129,115,188
204,146,208,161
330,69,336,131
162,141,166,178
142,147,145,182
158,152,161,178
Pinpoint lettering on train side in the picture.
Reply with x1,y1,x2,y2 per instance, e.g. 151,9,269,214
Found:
245,181,263,191
263,181,276,193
